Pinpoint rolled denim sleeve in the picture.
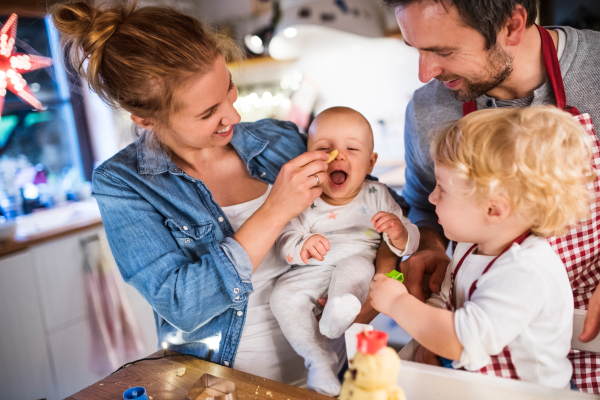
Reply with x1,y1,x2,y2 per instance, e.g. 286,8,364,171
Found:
219,237,253,283
403,98,444,237
93,169,252,333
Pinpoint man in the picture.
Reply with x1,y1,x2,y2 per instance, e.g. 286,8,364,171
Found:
385,0,600,392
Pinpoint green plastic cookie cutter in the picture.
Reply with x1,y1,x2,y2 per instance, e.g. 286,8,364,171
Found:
385,270,404,282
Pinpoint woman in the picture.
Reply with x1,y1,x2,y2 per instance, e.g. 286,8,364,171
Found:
51,0,400,384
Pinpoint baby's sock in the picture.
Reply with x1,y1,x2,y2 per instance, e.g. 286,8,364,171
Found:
319,293,362,339
307,366,341,396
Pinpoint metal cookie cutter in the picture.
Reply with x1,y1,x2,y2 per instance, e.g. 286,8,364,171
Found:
187,374,238,400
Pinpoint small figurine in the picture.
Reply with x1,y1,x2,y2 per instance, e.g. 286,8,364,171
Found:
340,330,407,400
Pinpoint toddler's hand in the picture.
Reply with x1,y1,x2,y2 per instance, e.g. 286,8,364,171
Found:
369,273,408,315
371,212,408,242
300,234,330,263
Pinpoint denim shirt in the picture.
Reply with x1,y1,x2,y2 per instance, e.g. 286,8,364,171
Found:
93,118,407,367
92,119,307,366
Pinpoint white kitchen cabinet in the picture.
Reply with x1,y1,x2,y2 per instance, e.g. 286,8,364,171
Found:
0,226,158,400
0,251,57,400
31,231,92,332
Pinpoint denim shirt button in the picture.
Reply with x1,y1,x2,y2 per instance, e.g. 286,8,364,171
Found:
173,168,182,173
182,225,188,231
185,238,191,244
224,361,230,367
237,311,243,317
218,217,224,223
233,287,240,294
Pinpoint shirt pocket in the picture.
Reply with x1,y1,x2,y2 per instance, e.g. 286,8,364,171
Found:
165,218,215,261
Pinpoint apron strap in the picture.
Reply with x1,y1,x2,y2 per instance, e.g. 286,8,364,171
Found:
463,101,477,116
467,231,532,300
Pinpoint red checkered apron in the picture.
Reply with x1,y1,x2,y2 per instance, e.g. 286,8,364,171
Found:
463,25,600,392
445,232,532,379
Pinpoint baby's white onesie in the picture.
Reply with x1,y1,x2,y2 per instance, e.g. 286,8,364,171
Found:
270,181,419,395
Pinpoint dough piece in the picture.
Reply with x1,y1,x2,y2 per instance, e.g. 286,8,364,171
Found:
327,150,338,163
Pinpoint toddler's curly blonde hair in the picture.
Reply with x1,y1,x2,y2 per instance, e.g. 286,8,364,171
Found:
430,106,594,238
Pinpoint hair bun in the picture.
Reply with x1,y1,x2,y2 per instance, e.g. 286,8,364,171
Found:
51,1,132,76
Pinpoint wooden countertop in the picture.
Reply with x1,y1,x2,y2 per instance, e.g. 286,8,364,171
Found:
67,350,333,400
0,208,103,258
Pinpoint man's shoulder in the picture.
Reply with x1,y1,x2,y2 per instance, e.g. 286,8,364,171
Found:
562,26,600,51
561,26,600,78
410,80,463,135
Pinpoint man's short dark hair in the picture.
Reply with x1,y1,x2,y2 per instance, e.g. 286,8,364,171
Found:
383,0,539,49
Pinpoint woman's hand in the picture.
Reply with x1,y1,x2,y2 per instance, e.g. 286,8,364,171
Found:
369,273,408,315
264,151,329,222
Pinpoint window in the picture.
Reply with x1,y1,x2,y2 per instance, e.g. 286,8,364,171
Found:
0,15,87,217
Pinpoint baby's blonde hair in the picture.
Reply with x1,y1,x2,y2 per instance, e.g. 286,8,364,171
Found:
430,106,594,238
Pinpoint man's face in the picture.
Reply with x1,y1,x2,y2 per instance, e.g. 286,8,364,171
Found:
396,1,513,102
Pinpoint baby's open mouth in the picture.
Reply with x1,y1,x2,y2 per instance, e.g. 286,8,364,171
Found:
330,170,348,186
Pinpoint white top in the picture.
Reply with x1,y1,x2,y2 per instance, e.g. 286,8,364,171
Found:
276,181,419,266
428,236,574,389
222,185,345,385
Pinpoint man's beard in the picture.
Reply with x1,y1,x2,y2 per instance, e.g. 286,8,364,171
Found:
437,45,514,103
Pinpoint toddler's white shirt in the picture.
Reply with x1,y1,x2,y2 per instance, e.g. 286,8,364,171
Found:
276,181,419,265
428,236,574,388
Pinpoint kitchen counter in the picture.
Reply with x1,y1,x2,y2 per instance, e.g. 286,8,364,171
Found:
0,201,102,258
67,350,332,400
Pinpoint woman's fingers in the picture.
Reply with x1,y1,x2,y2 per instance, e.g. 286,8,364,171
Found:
289,150,329,170
309,172,329,188
302,159,329,178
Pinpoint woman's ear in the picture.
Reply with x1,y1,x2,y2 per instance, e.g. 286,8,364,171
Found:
485,195,511,222
131,114,155,131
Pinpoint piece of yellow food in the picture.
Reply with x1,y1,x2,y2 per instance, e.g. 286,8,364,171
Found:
327,149,338,163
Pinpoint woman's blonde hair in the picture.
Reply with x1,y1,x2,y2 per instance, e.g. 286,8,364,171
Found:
50,0,242,131
430,106,594,238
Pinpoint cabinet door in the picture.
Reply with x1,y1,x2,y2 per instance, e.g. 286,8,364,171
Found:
0,251,56,400
31,230,96,331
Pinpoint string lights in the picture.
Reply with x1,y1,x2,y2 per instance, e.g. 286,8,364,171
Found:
0,14,53,122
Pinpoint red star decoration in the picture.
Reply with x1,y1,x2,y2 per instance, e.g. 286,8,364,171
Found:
286,254,293,263
0,14,53,121
327,211,338,219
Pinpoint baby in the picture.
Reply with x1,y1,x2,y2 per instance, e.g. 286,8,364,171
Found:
270,106,419,396
370,107,594,389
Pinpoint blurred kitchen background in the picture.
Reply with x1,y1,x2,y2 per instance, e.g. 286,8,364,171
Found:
0,0,598,399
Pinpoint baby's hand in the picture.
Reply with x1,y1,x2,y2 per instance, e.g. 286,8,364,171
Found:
369,273,408,315
300,234,330,263
371,212,408,242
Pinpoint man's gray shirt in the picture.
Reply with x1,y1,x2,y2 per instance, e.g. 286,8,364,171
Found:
403,26,600,237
